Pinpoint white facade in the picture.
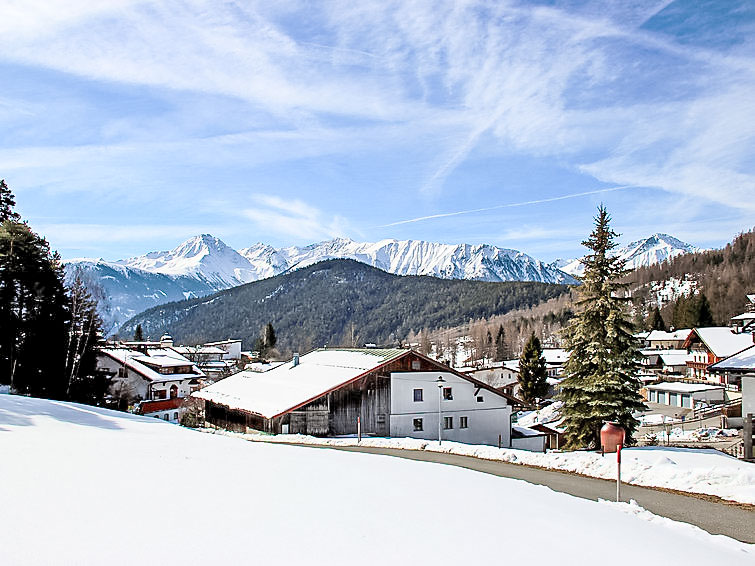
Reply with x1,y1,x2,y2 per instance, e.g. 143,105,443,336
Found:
743,375,755,418
389,371,511,446
645,382,724,409
205,340,242,360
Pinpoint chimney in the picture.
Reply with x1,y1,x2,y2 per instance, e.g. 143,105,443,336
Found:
160,334,174,349
292,352,300,367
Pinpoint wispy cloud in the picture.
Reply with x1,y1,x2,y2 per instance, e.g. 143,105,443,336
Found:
378,185,638,227
241,195,351,242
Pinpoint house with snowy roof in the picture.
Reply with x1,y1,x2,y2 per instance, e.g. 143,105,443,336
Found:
730,294,755,334
97,336,205,421
645,329,691,350
710,345,755,418
194,348,524,446
683,328,754,386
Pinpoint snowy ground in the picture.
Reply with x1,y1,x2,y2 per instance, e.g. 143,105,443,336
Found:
222,431,755,505
0,395,751,565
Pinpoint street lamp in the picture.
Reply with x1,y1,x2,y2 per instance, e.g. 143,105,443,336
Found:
436,376,445,445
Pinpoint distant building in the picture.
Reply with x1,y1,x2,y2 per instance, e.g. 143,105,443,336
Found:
683,327,754,386
204,339,242,360
645,329,691,350
96,343,205,422
730,294,755,334
709,344,755,418
644,381,725,410
195,348,524,447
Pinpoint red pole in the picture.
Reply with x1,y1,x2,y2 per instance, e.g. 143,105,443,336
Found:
616,444,622,502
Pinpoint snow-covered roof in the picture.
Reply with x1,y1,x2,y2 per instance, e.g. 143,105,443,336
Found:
709,345,755,373
542,348,568,364
658,351,693,366
244,361,286,373
647,329,691,342
100,348,204,383
686,328,754,358
194,348,408,418
172,345,226,355
645,382,724,393
748,294,755,304
730,312,755,321
512,425,547,438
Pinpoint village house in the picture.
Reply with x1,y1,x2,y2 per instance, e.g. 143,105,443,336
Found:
645,329,691,350
683,327,754,387
644,381,725,410
204,339,243,360
710,344,755,418
194,348,524,446
96,335,205,422
730,294,755,334
639,349,692,377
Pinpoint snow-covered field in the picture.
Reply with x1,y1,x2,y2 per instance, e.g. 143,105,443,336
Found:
226,431,755,505
1,395,751,565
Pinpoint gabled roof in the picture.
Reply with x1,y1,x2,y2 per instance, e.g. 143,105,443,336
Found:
709,344,755,373
683,327,754,358
195,348,522,419
100,347,204,383
647,329,691,342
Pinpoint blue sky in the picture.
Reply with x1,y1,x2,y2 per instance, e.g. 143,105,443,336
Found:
1,0,754,261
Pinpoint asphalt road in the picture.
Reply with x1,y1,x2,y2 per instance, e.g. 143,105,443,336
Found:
296,443,755,543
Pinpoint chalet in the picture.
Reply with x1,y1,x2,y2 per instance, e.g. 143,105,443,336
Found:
645,329,691,350
195,348,524,446
204,339,243,360
644,381,725,410
710,345,755,418
639,349,692,376
683,328,754,386
730,294,755,334
97,344,205,422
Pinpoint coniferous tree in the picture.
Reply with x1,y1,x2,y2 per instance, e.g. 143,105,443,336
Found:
647,306,666,331
0,180,21,222
133,324,144,342
0,186,70,398
263,322,277,351
518,332,548,405
494,324,509,361
559,206,645,449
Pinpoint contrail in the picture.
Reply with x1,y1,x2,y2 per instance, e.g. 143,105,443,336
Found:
377,185,638,228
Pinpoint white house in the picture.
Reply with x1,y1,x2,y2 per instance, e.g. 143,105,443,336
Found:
97,345,205,422
683,327,754,386
646,329,691,350
204,339,242,360
195,348,523,447
644,381,725,410
710,344,755,418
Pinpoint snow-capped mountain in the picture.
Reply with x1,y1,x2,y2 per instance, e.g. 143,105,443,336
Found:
553,233,699,277
242,237,578,284
66,235,578,334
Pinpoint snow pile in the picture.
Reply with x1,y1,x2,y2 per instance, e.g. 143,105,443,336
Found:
227,432,755,505
1,395,751,565
644,426,739,443
517,400,563,427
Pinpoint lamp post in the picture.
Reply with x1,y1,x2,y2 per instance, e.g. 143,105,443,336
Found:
436,376,445,445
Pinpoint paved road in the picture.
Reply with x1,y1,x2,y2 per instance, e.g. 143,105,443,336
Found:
295,443,755,543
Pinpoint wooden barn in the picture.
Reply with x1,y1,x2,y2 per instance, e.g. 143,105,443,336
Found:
195,348,523,446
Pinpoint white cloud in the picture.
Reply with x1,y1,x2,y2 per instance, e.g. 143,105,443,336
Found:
241,195,351,241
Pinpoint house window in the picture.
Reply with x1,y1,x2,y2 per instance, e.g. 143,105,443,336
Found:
152,389,167,400
117,367,127,378
413,418,423,431
476,396,484,403
170,384,178,399
443,387,453,401
459,417,468,429
173,412,179,420
413,388,423,402
443,416,453,430
163,414,169,421
411,360,421,370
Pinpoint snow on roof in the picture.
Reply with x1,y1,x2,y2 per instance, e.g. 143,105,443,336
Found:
748,294,755,304
100,348,203,382
730,312,755,321
645,382,724,393
512,425,547,437
172,345,226,355
647,329,691,342
194,348,407,418
658,351,693,365
688,328,754,357
542,348,568,364
709,344,755,373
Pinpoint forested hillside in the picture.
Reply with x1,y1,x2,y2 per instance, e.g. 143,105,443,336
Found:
630,229,755,325
119,259,570,353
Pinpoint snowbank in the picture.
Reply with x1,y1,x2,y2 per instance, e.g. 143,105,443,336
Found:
1,395,751,565
224,431,755,505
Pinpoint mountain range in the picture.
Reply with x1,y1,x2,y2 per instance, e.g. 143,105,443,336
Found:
65,233,696,334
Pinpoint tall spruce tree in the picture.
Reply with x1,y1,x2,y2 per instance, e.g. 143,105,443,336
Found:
264,322,277,351
559,206,645,449
494,324,508,361
133,324,144,342
518,332,548,405
0,187,70,398
647,306,666,331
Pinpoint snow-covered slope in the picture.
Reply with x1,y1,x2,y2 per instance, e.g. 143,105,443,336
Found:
554,233,699,277
67,235,578,333
1,394,750,565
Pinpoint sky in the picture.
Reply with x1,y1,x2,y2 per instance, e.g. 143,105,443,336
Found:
1,0,754,262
